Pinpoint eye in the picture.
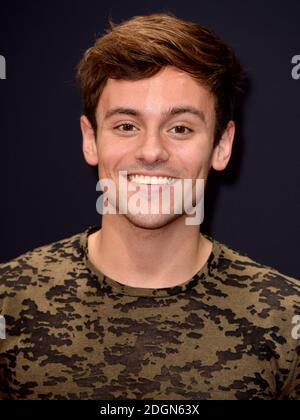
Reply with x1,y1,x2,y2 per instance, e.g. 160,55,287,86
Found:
114,123,139,132
169,125,193,135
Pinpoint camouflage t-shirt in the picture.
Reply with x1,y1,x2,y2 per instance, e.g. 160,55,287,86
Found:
0,225,299,400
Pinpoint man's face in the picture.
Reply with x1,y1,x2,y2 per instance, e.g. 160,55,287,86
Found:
81,65,234,229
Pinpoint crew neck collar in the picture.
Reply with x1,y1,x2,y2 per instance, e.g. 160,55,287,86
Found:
80,225,221,298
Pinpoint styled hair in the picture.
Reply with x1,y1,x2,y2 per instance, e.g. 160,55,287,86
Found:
76,12,246,145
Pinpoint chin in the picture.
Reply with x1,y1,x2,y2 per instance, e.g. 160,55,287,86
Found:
124,212,181,230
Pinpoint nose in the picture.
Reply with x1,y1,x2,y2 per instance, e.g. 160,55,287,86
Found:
134,130,170,164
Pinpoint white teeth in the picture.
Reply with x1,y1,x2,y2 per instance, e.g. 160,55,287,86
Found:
128,175,177,185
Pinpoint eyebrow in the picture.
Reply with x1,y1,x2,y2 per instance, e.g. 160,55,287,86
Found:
104,106,206,124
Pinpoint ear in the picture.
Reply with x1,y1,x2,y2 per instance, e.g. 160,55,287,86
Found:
211,120,235,171
80,115,98,166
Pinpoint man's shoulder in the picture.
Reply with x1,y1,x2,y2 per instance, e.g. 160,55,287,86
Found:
0,229,86,292
213,237,300,300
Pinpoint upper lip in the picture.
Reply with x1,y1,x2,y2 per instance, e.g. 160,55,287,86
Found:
126,172,179,179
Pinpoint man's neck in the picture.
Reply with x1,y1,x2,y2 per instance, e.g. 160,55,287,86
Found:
88,214,212,289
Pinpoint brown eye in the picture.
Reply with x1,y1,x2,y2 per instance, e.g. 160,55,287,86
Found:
115,123,138,132
170,126,193,135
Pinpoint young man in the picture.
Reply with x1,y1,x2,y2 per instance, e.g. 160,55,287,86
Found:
0,13,299,400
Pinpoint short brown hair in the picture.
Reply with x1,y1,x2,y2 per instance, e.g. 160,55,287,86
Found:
76,12,246,145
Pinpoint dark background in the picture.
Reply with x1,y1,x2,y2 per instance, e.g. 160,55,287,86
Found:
0,0,299,279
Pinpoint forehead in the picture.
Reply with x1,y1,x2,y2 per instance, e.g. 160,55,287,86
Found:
97,66,215,118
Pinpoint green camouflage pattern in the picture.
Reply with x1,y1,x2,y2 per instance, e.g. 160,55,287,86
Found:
0,225,299,400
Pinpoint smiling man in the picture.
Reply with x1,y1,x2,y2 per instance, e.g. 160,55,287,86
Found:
0,13,299,400
82,64,229,289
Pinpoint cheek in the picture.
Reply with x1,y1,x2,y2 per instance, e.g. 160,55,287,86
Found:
97,138,130,179
97,140,122,165
179,146,212,177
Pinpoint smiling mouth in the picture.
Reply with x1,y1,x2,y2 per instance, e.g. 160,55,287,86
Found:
127,174,178,185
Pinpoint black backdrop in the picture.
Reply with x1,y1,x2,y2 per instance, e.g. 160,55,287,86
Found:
0,0,299,279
